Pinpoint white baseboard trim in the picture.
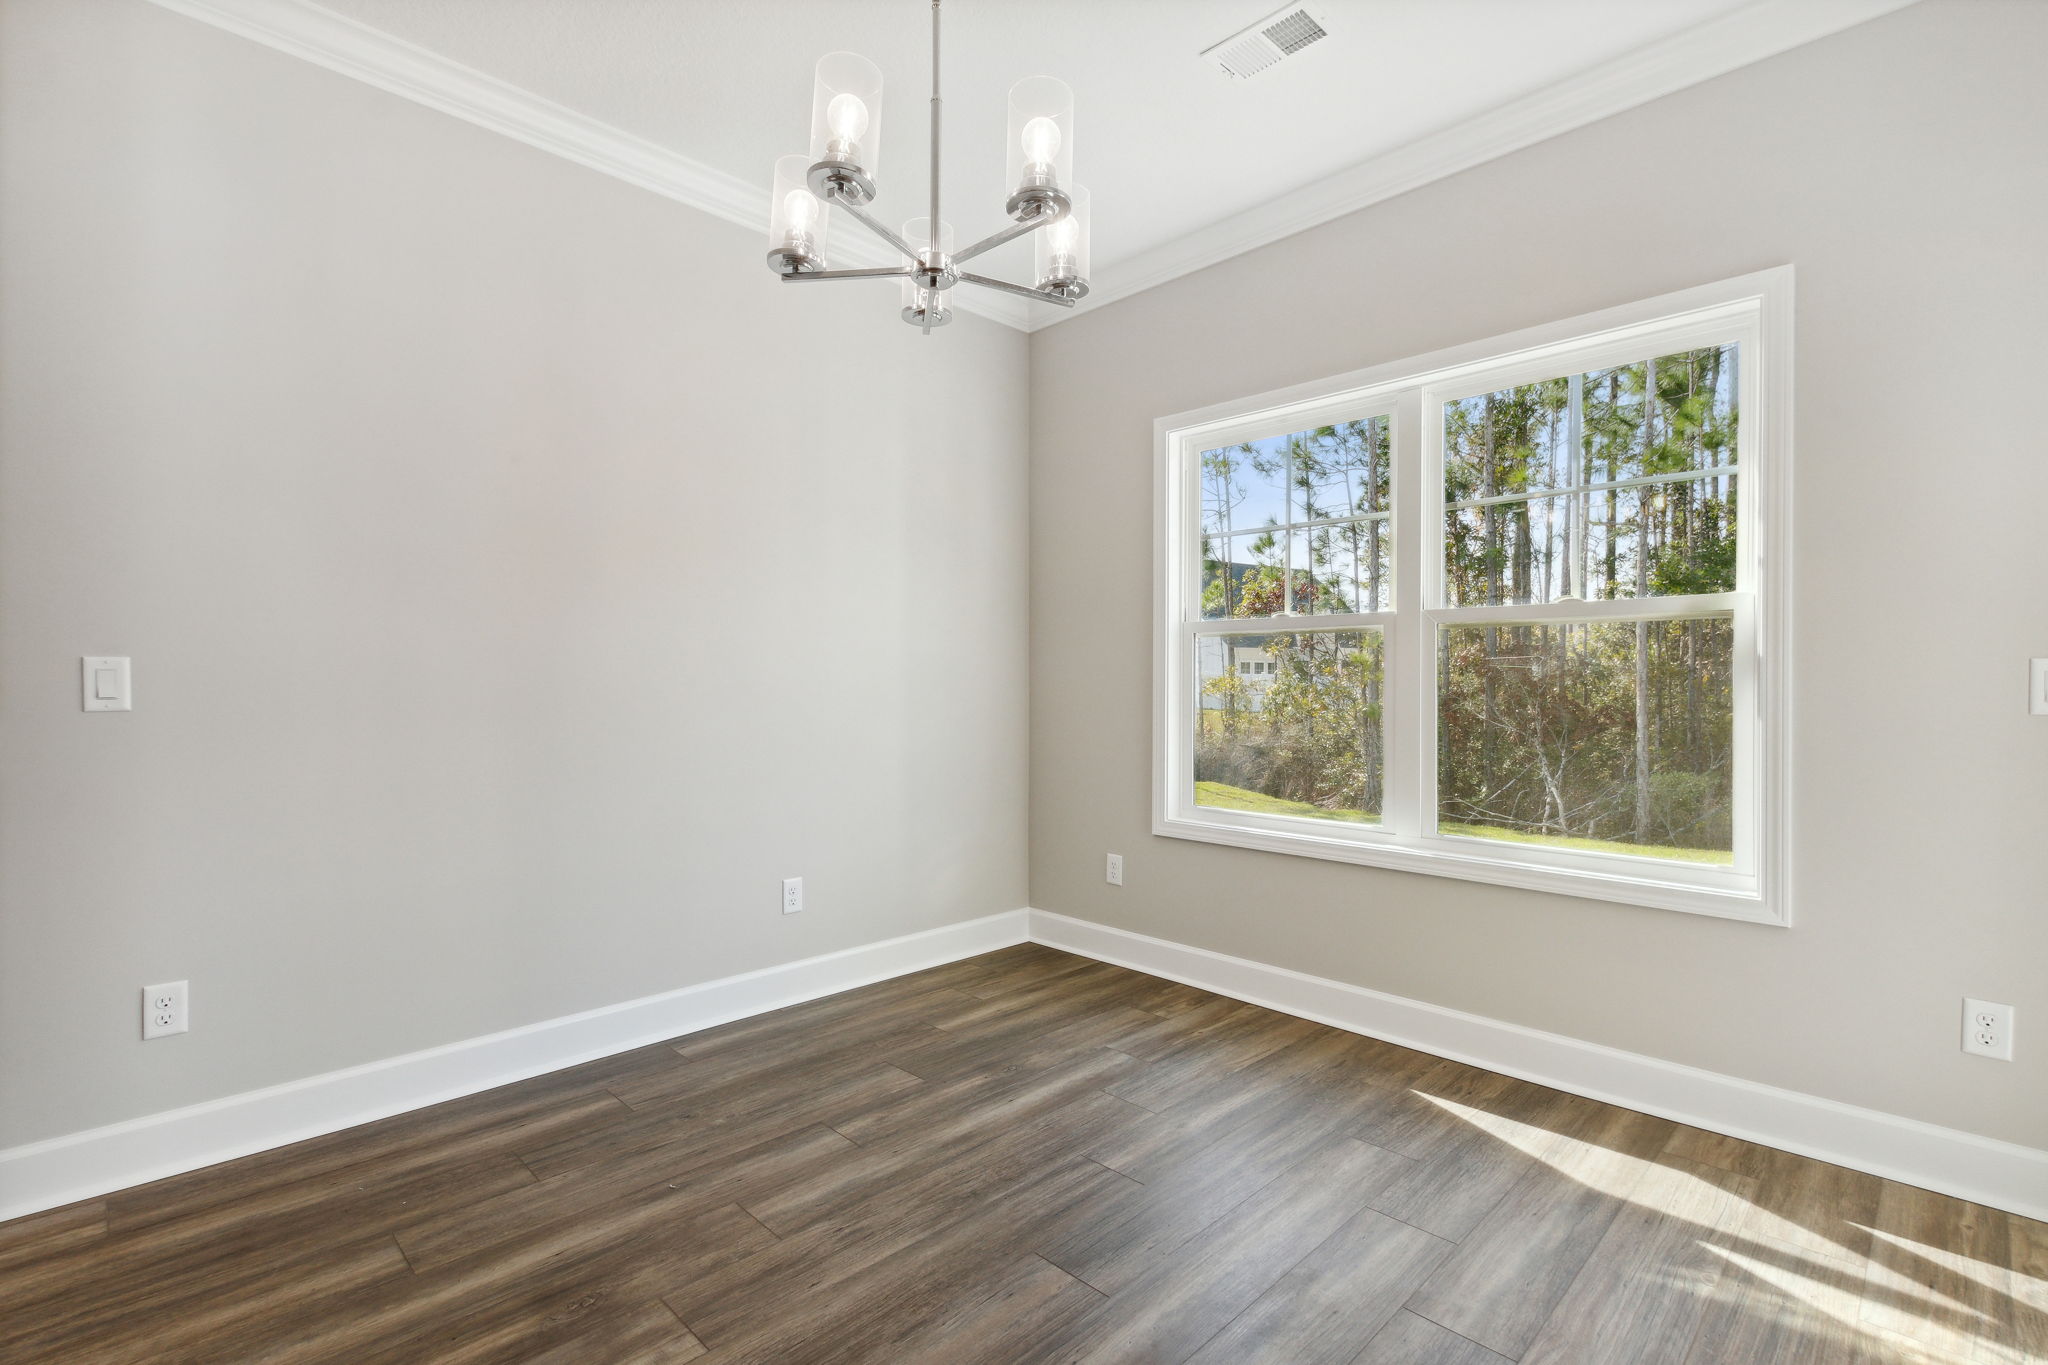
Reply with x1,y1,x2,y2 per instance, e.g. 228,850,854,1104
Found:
12,905,2039,1227
0,910,1029,1223
1027,909,2048,1223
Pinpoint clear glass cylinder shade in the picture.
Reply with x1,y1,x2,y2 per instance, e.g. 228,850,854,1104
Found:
900,217,954,318
809,53,884,177
1005,76,1074,193
766,154,830,272
1035,183,1090,290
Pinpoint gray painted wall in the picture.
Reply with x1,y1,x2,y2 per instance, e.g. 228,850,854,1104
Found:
0,0,1028,1147
4,0,2040,1165
1028,1,2048,1150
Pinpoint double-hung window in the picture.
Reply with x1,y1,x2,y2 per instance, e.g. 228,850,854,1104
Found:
1155,271,1790,922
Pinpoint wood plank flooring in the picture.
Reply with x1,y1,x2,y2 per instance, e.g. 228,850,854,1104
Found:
2,944,2041,1363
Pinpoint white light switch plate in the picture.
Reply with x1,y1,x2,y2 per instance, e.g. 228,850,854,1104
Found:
2031,659,2048,716
83,656,132,711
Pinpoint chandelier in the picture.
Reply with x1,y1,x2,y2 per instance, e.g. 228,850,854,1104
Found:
764,0,1090,332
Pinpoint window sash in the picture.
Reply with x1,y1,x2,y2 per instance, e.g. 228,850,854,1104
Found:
1183,606,1753,870
1421,606,1751,866
1156,270,1788,925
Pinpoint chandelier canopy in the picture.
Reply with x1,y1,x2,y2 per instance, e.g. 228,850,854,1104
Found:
765,0,1091,332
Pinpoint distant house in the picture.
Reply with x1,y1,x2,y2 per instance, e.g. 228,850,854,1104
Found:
1199,637,1278,712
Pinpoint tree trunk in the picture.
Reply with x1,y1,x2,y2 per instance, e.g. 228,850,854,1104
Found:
1633,361,1655,843
1568,372,1587,600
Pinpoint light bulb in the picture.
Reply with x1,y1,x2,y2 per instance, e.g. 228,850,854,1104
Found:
1005,78,1070,205
827,92,869,141
1021,116,1061,167
784,189,818,237
1036,181,1088,294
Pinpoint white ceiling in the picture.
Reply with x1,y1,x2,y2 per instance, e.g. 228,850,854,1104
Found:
195,0,1916,324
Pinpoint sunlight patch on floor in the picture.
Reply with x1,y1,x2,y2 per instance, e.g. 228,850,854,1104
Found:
1419,1092,1785,1234
1418,1090,2039,1363
1862,1224,2013,1305
1702,1243,1980,1365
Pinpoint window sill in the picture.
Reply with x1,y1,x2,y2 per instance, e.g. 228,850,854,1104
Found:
1154,811,1783,926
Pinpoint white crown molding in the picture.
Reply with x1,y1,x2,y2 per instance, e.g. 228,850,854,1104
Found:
1028,910,2048,1224
148,0,1914,337
0,910,1029,1223
142,0,1034,330
1025,0,1920,330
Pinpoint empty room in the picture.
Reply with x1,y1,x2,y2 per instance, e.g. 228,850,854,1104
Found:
1,0,2043,1360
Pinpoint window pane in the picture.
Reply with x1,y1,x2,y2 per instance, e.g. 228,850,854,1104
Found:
1445,492,1587,608
1196,629,1385,824
1444,377,1572,504
1202,530,1286,619
1200,438,1289,540
1437,617,1733,862
1582,345,1739,485
1202,417,1391,543
1295,418,1391,520
1294,519,1391,614
1443,474,1737,606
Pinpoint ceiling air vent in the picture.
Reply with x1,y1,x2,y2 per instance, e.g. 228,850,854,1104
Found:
1201,4,1331,79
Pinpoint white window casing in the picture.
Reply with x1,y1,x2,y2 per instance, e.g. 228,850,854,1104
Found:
1153,268,1793,924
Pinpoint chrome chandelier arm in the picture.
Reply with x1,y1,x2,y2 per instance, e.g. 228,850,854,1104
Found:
956,270,1078,307
951,208,1057,267
828,194,919,259
781,266,915,282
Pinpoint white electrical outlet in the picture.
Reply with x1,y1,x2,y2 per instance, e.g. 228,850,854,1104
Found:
1106,853,1123,886
142,981,189,1040
1962,998,2014,1061
782,876,803,914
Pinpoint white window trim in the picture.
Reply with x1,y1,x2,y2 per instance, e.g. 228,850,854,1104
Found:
1153,267,1793,925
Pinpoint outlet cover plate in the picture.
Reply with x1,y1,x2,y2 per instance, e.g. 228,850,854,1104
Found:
1962,997,2014,1061
143,980,189,1039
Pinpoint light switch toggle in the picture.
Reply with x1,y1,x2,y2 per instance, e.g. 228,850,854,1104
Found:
82,656,132,711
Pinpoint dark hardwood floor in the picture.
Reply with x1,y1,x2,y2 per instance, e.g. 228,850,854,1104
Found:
2,944,2041,1363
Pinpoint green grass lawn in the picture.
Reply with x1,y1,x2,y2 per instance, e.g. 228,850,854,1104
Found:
1196,781,1373,824
1193,780,1733,865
